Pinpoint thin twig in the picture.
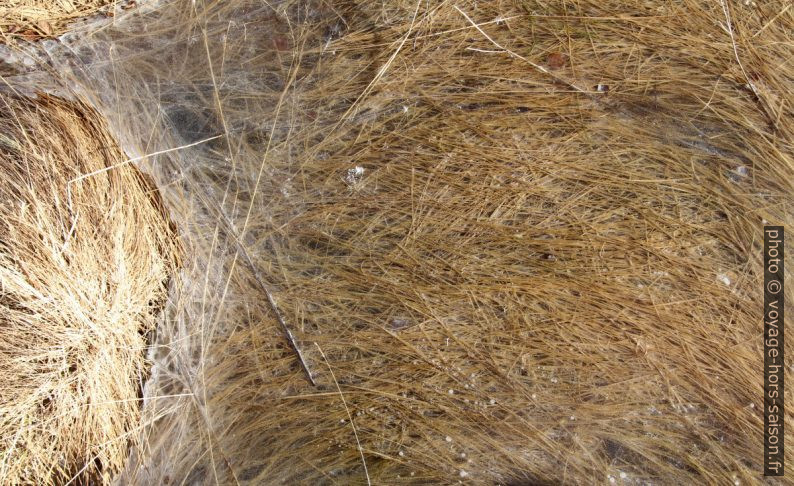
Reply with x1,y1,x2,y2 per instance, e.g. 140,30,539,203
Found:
189,37,317,387
65,134,223,219
68,134,223,186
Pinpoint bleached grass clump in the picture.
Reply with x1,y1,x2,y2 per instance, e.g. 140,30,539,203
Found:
0,94,179,485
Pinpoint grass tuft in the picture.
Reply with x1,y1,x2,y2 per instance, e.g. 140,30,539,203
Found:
0,93,179,485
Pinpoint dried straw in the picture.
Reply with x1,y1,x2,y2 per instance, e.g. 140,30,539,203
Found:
0,93,179,485
0,0,118,42
1,0,793,484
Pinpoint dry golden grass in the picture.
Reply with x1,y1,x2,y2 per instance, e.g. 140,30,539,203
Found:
0,93,179,484
0,0,114,42
1,0,792,484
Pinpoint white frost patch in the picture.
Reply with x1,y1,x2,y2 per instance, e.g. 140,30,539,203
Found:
459,469,469,478
718,274,732,286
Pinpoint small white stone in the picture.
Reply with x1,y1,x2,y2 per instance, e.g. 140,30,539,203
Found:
619,471,627,479
570,415,576,421
344,166,365,186
531,394,537,399
608,476,616,484
398,450,405,457
459,470,469,478
449,389,455,395
718,274,731,286
489,398,496,405
445,436,453,442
